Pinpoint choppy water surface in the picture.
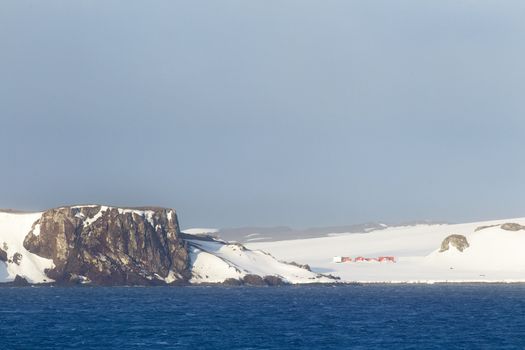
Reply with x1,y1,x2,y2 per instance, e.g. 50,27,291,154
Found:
1,284,525,349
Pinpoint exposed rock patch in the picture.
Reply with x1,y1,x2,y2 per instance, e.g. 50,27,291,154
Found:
12,252,22,265
230,242,247,251
222,278,243,286
23,206,191,286
238,274,287,286
475,223,525,232
242,274,266,285
67,274,91,285
12,275,30,286
439,234,470,253
263,275,286,286
285,261,311,271
0,248,7,262
474,224,499,232
500,223,525,232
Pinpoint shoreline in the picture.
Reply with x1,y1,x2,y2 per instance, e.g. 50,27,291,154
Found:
4,280,525,288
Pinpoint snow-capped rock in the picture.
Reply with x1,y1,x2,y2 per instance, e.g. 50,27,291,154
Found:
22,205,190,285
0,206,333,285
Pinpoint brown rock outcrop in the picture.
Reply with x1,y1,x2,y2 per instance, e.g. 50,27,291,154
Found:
23,206,191,285
0,248,7,262
439,234,470,253
500,223,525,232
263,275,286,286
12,275,30,286
242,274,266,285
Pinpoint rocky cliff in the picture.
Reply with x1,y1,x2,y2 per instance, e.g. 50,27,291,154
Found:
439,234,469,253
23,206,190,285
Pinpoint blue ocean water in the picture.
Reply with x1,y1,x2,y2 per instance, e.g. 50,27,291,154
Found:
1,284,525,349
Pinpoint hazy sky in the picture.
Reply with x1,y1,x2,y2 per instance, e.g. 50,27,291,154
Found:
1,1,525,228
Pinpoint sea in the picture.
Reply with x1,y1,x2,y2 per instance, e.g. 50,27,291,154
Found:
1,284,525,349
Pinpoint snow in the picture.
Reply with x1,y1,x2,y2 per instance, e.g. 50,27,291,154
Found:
164,270,181,284
117,208,156,225
145,211,155,226
426,225,525,272
167,210,176,223
188,239,333,284
0,212,55,283
84,206,108,226
182,228,219,235
61,205,159,227
79,206,158,227
71,204,160,226
7,204,525,285
189,246,241,283
70,205,100,209
0,207,332,285
247,218,525,283
32,223,41,237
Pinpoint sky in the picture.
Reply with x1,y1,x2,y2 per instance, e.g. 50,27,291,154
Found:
1,1,525,229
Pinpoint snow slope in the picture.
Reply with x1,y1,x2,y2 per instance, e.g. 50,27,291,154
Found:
187,238,332,284
247,218,525,283
6,206,525,284
182,228,219,235
0,211,54,283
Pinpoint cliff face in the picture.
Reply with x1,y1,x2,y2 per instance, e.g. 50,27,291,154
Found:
23,206,190,285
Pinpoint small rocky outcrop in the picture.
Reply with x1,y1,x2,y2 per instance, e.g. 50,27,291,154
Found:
263,275,286,286
286,261,311,271
242,274,266,285
475,223,525,232
439,234,470,253
239,274,287,286
0,248,7,262
222,278,243,286
12,275,30,286
23,206,191,285
500,223,525,232
474,224,499,232
67,273,91,285
12,252,22,265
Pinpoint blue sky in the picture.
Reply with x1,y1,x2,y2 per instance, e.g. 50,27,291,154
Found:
1,1,525,228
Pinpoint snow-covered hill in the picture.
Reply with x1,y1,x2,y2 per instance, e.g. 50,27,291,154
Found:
0,208,330,285
5,207,525,284
0,211,54,283
187,237,331,284
248,218,525,283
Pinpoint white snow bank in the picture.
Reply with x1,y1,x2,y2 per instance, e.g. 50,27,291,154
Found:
426,224,525,271
248,218,525,283
0,212,55,283
182,228,219,235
